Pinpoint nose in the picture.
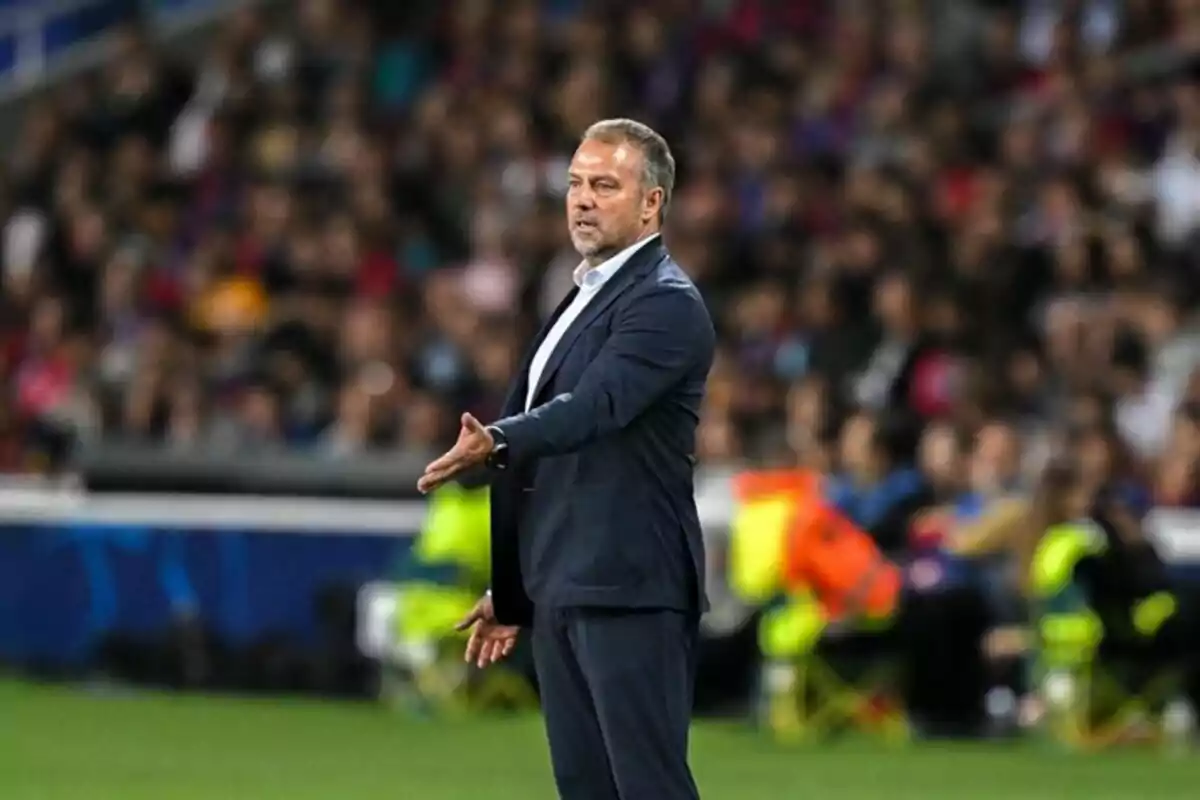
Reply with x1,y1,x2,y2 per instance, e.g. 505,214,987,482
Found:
571,185,596,210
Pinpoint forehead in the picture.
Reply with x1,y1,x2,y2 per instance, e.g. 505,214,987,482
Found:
922,425,957,448
569,138,643,176
977,424,1015,450
844,415,875,438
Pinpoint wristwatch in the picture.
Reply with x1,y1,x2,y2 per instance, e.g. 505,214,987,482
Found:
485,426,509,471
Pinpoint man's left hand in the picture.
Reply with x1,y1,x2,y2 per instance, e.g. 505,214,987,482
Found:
417,412,495,494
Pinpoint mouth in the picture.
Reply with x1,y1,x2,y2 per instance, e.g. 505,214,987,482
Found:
572,220,599,233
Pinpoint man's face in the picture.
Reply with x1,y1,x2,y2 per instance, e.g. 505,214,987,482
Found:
872,273,913,334
919,424,961,488
839,414,877,478
970,423,1019,493
566,138,659,262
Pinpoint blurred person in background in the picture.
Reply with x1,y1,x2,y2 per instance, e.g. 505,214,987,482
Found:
1016,458,1196,731
1156,402,1200,507
826,409,930,558
785,375,840,473
1111,327,1177,464
0,0,1195,480
917,421,965,503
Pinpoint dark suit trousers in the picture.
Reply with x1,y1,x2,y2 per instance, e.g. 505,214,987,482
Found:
532,606,701,800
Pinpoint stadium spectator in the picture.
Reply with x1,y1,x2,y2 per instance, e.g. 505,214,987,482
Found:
826,409,929,557
0,0,1193,488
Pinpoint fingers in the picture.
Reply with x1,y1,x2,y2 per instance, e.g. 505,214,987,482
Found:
417,469,451,495
466,630,497,669
477,639,497,669
417,416,495,493
454,607,483,632
464,627,484,665
417,461,460,494
463,630,516,668
462,413,486,436
477,637,513,669
425,448,462,475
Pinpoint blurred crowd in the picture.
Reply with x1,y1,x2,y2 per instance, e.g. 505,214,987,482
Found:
0,0,1198,514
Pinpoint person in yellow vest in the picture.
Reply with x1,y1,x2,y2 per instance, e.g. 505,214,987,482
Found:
385,484,536,713
729,469,901,657
730,463,991,739
1022,462,1191,741
728,468,907,738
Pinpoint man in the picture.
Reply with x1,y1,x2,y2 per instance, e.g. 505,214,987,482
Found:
825,410,928,556
418,119,714,800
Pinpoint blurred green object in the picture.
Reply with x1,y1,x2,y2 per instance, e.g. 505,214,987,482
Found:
3,680,1196,800
1031,522,1183,749
380,486,534,715
409,484,492,586
389,484,489,652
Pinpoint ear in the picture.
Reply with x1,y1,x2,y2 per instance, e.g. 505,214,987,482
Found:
642,187,663,224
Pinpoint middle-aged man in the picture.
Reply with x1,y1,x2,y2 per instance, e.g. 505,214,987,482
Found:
417,119,714,800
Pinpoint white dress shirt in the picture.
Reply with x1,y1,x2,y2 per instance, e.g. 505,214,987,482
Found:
1115,380,1177,460
525,234,660,410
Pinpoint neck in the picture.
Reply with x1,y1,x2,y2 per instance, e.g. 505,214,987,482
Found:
853,464,883,486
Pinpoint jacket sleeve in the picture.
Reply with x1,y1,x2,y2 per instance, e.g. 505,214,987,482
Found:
491,285,714,463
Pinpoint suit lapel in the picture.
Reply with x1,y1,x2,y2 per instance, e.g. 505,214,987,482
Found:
501,286,579,417
528,238,666,407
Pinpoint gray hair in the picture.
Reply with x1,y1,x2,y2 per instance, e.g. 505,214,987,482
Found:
582,118,675,223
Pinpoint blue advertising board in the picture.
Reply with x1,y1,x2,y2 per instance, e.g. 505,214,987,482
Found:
0,493,424,667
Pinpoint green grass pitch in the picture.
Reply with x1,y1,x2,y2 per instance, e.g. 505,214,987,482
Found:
2,679,1197,799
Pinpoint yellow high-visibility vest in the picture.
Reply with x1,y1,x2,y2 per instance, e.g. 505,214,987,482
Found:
416,484,491,584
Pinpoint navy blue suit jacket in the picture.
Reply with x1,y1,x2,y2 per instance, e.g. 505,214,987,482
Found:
488,238,715,627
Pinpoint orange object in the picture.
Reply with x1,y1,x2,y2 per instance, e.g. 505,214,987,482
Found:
732,469,819,504
782,500,901,621
730,468,900,621
193,276,267,334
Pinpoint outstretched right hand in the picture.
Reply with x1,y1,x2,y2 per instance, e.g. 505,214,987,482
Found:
456,594,520,669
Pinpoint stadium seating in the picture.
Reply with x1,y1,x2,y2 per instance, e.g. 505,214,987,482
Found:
757,594,908,744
